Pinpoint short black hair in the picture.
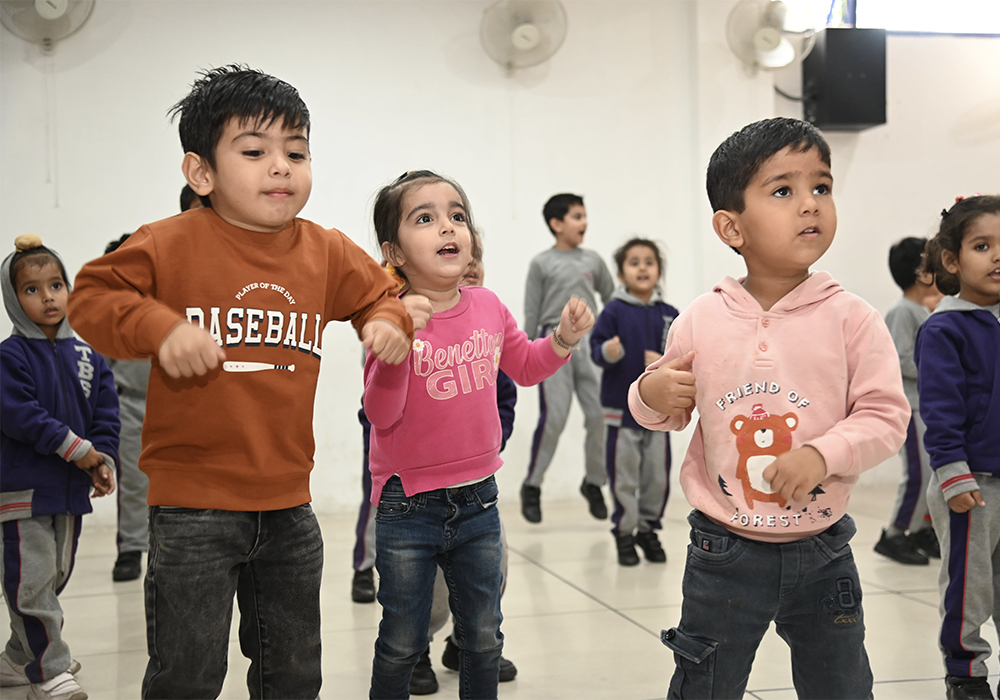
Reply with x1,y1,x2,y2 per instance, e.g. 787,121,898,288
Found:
105,233,132,255
707,117,831,214
11,246,68,290
542,193,584,235
168,64,310,171
887,237,927,291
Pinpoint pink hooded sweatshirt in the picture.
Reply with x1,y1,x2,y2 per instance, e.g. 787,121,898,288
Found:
628,272,909,542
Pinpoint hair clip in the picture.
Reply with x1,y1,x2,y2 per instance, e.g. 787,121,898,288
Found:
14,234,43,252
940,208,950,218
955,196,965,203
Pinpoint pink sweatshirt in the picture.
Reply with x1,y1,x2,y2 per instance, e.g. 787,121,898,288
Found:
628,273,909,542
365,285,567,504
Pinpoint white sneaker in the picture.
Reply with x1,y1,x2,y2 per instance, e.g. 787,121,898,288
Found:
0,652,81,686
27,672,87,700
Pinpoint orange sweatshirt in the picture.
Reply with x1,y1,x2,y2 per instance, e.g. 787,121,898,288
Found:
68,208,412,511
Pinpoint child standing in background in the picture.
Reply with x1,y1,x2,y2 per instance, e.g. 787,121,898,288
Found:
630,118,909,698
915,195,1000,700
874,236,942,566
590,238,678,566
68,65,413,698
366,170,592,699
1,235,118,700
521,193,615,524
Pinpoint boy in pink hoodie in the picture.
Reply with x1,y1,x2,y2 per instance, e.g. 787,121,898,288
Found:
628,118,910,699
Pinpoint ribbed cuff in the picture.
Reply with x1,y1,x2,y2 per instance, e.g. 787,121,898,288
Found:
57,431,92,463
936,462,979,501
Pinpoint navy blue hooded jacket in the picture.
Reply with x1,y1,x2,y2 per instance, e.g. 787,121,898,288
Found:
591,287,679,430
915,296,1000,502
1,247,119,521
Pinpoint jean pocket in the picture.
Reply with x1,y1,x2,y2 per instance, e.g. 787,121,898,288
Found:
686,530,746,567
472,476,499,510
662,628,717,699
376,495,412,522
812,514,856,562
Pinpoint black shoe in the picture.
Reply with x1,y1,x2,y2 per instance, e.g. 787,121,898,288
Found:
409,648,438,695
616,534,640,566
499,655,517,682
441,636,517,682
351,568,376,603
520,484,541,523
580,480,607,520
112,551,142,581
874,529,929,565
909,527,941,559
946,675,993,700
635,531,667,563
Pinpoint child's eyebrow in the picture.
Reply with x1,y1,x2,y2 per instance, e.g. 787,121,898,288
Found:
231,131,309,145
760,169,833,186
406,201,466,219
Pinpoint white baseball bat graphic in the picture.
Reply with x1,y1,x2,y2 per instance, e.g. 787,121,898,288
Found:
223,362,295,373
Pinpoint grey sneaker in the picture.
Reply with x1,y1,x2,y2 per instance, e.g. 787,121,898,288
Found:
27,672,87,700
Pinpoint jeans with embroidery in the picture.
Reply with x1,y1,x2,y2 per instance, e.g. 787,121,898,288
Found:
663,510,873,699
370,475,503,700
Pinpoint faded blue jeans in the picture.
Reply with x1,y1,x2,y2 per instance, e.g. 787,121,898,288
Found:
141,504,323,699
371,475,503,700
663,510,873,699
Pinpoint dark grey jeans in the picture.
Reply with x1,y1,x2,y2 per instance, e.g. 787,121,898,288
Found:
141,504,323,699
663,510,873,699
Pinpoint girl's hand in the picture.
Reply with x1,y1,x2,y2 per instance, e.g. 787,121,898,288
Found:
402,294,433,331
74,446,104,471
948,490,985,513
90,463,115,497
604,336,623,360
362,319,411,365
558,296,594,345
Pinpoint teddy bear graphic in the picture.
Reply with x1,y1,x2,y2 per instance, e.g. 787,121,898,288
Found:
730,403,798,509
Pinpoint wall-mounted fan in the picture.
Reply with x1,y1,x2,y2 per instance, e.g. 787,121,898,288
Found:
725,0,818,71
1,0,95,52
480,0,567,74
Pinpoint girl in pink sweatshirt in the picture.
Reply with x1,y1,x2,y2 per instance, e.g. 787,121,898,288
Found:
364,170,592,699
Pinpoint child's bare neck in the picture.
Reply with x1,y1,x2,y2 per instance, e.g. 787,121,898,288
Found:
741,271,810,312
902,285,927,304
409,283,462,313
553,240,579,252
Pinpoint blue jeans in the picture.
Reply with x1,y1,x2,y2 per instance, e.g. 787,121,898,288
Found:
141,505,323,699
371,475,503,700
663,510,873,699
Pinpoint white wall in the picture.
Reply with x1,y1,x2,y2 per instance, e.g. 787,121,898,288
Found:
2,1,998,525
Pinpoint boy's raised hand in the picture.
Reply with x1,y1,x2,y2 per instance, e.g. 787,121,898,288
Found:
762,445,827,505
402,293,433,331
89,463,115,497
158,322,227,378
638,350,696,419
948,490,985,513
362,319,411,365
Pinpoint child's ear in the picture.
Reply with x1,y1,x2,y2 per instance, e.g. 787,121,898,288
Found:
940,248,960,276
381,241,405,268
182,152,214,197
549,217,563,236
712,210,744,251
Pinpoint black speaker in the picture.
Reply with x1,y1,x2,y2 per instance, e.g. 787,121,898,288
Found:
802,27,886,131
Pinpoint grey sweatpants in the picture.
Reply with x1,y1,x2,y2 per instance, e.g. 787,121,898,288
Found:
525,333,605,488
927,472,1000,678
606,425,670,537
116,391,149,553
1,514,82,683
